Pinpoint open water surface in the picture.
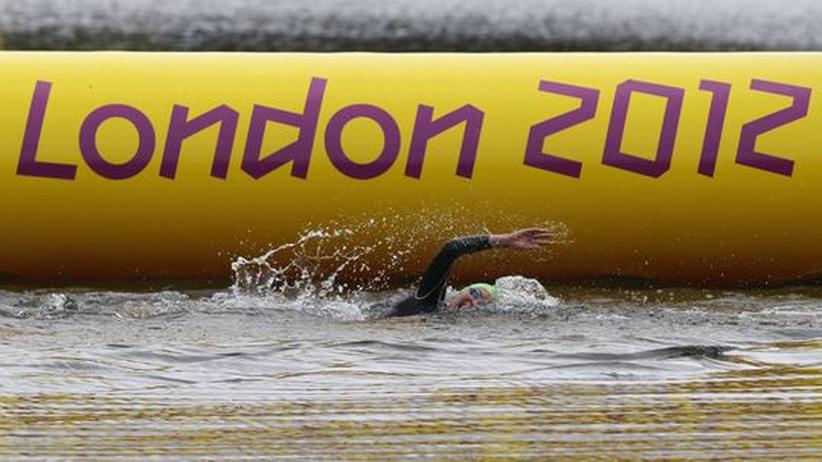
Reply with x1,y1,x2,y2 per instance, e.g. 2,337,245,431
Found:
0,280,819,460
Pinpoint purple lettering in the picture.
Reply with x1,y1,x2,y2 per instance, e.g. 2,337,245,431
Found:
79,104,156,180
736,79,811,177
602,80,685,178
242,77,326,179
524,81,599,178
698,80,732,177
161,104,239,179
325,104,401,179
17,81,77,180
405,104,484,179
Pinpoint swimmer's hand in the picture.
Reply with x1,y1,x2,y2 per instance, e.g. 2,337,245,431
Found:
490,228,552,250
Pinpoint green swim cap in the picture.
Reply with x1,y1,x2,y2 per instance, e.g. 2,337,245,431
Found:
462,282,498,300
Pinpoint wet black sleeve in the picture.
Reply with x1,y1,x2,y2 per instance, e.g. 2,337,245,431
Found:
389,235,493,317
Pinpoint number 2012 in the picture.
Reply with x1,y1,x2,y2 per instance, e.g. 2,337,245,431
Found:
524,79,812,178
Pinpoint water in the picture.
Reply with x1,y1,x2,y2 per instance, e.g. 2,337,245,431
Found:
0,281,819,460
3,0,822,51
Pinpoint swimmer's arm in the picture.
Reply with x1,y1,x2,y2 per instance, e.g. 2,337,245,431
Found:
414,234,495,299
389,229,553,317
416,228,552,300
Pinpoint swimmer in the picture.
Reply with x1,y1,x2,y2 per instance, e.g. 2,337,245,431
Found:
389,228,552,317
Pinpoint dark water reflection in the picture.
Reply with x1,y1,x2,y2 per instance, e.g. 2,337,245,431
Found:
0,286,819,460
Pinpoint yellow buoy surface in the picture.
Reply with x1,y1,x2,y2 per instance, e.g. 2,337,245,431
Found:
0,52,820,285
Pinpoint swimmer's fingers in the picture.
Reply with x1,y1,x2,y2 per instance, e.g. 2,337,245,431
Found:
520,227,551,236
523,228,554,240
528,228,554,247
506,228,554,250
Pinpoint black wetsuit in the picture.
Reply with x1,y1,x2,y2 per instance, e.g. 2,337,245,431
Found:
389,235,493,317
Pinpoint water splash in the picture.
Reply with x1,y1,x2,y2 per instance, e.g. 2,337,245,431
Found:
232,208,572,291
228,209,571,318
228,215,436,320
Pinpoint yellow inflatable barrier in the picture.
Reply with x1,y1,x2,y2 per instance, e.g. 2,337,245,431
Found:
0,52,820,285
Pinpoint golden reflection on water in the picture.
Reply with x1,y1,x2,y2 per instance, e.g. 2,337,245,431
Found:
1,365,819,460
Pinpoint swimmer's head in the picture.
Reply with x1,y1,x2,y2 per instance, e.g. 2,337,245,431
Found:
448,282,497,310
465,283,497,302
